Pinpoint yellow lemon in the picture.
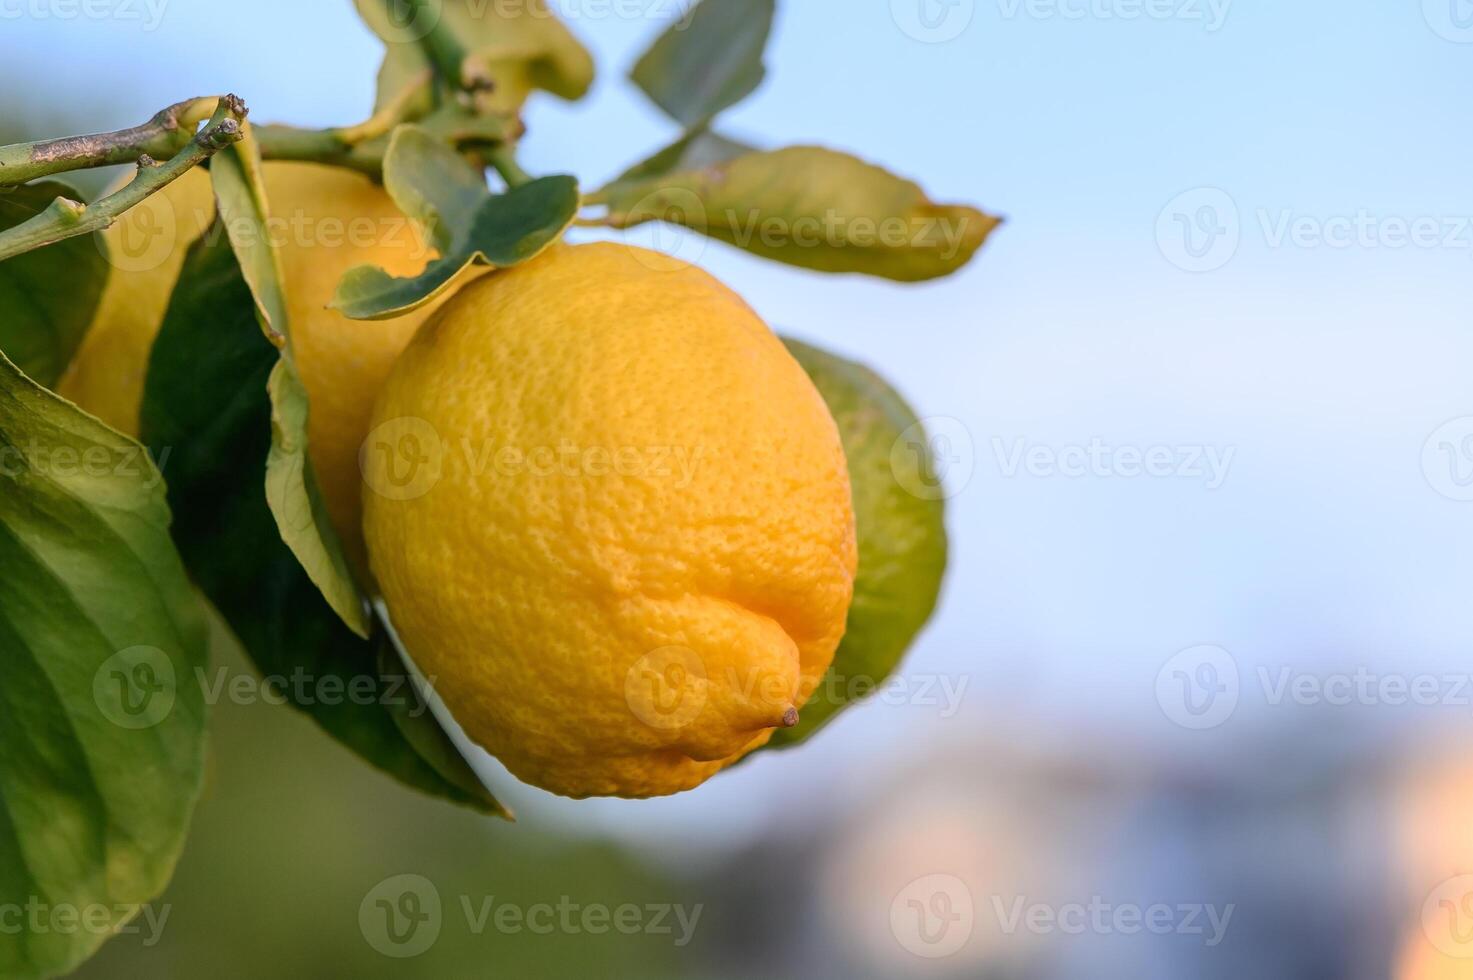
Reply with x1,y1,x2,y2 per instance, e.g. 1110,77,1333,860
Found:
58,161,444,573
362,242,858,799
56,166,216,432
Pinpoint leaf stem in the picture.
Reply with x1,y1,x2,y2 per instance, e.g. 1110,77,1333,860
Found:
0,97,247,263
488,147,533,189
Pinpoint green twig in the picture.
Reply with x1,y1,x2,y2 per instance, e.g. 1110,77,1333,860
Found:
259,102,518,180
250,69,439,173
0,96,247,263
0,96,224,187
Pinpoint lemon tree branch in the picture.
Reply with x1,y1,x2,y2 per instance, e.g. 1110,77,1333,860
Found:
0,97,246,263
0,96,225,187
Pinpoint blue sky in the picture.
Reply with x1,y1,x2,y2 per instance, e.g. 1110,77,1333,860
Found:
9,0,1473,847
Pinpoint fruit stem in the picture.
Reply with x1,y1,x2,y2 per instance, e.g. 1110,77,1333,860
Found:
0,95,248,264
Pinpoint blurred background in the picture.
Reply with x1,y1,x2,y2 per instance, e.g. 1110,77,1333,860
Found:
7,0,1473,976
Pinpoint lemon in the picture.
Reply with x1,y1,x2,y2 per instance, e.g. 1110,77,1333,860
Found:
767,338,948,747
362,242,858,799
56,166,216,432
58,162,445,572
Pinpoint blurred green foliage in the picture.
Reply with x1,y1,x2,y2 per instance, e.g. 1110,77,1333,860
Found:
74,626,694,979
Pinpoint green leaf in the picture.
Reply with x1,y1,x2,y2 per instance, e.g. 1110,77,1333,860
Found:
381,124,492,254
600,144,1001,282
332,169,579,321
0,350,207,978
630,0,775,126
604,127,754,188
210,134,371,638
139,229,506,816
765,337,948,748
264,361,371,638
209,133,289,345
0,180,109,386
357,0,594,111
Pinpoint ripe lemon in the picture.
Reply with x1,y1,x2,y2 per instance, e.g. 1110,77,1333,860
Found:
362,242,858,799
58,162,445,572
767,338,948,747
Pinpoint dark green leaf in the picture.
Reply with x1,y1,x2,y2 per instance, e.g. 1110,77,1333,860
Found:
601,144,1002,282
332,173,579,320
0,180,109,386
631,0,775,126
210,136,371,638
139,229,507,816
765,337,948,747
0,349,207,978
